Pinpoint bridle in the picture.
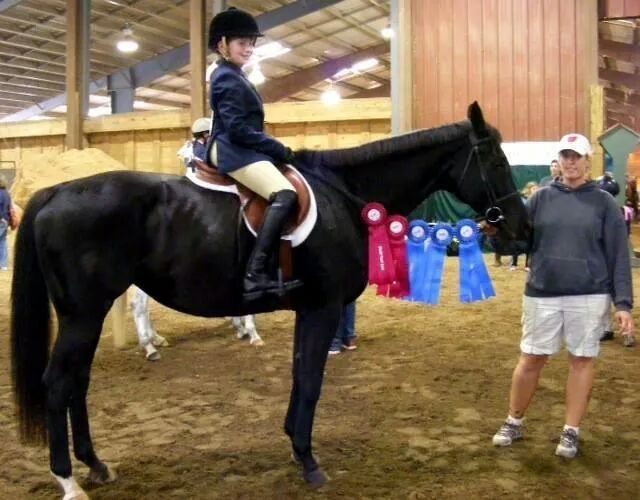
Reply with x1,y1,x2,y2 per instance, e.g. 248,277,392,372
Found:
458,132,520,232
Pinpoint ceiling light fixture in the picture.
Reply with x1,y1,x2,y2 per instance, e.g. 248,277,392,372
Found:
321,85,341,107
116,24,139,53
381,25,394,39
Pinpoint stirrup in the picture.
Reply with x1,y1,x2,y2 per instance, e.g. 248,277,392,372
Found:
243,269,303,301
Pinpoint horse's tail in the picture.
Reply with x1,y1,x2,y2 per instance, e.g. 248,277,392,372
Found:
10,189,55,446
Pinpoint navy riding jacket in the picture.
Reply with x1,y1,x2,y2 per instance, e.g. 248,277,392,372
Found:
206,60,287,173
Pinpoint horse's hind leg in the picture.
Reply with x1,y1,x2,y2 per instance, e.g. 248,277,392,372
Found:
46,315,113,499
284,305,341,487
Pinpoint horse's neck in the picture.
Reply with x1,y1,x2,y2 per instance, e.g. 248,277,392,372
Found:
341,138,465,215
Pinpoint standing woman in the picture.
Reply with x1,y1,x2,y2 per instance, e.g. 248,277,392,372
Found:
206,7,301,299
492,133,634,458
0,174,11,270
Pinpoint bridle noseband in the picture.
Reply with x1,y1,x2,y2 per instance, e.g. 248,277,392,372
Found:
458,133,520,230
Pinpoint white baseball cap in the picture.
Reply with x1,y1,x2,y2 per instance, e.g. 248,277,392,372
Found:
558,133,592,157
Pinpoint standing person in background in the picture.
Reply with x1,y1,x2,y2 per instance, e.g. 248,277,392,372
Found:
492,133,634,459
0,174,11,270
539,159,561,187
178,118,212,173
509,182,538,271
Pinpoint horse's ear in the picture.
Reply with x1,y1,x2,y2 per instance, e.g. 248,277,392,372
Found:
468,101,489,137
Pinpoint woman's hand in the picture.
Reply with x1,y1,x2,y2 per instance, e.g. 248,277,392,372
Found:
478,220,498,236
615,310,635,336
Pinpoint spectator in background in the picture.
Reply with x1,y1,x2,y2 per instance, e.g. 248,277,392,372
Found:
510,182,538,271
328,302,357,356
539,159,561,187
596,171,620,198
0,174,11,270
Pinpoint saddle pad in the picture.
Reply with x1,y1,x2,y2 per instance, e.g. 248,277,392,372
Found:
185,167,317,247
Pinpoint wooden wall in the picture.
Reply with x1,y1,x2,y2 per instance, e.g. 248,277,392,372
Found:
411,0,598,141
600,0,640,18
0,99,391,175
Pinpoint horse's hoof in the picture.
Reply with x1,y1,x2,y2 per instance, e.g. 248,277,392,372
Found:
152,336,170,347
302,467,327,488
145,351,161,361
88,464,116,484
250,339,265,346
63,492,89,500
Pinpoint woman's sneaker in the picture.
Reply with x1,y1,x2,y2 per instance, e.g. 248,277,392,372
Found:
555,428,579,458
492,421,523,446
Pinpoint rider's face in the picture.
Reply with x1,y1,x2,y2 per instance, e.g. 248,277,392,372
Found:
219,37,255,67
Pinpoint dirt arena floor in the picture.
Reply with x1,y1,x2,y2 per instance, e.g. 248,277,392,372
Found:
1,231,639,500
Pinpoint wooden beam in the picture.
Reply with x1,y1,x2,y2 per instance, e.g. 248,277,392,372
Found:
604,85,640,106
599,38,640,66
0,98,392,138
65,0,90,150
260,43,390,103
190,0,207,123
600,67,640,92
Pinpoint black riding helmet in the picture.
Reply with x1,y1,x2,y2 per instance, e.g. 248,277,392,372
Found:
208,7,263,50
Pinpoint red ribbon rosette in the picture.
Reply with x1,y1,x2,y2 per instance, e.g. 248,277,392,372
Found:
361,202,396,287
386,215,410,298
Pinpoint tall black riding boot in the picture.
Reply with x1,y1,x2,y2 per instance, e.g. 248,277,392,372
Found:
243,190,303,299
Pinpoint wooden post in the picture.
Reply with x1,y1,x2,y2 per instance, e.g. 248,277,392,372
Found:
391,0,413,134
112,291,129,349
590,84,605,178
66,0,90,150
190,0,208,123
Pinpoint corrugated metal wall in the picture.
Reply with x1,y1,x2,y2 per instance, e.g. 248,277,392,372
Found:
412,0,597,141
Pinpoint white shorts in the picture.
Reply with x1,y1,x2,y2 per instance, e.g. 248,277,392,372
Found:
520,294,611,357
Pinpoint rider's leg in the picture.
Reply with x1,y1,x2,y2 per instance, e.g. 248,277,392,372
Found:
228,161,303,295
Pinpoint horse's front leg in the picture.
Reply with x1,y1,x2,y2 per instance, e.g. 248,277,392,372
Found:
285,305,341,487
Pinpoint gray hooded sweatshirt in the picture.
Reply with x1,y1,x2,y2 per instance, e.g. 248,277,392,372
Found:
525,180,632,311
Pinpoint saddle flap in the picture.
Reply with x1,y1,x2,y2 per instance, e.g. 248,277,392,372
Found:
194,159,311,235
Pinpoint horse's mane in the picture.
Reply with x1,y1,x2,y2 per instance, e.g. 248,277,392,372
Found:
298,120,501,169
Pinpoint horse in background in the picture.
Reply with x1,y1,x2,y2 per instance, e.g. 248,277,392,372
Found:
130,287,263,361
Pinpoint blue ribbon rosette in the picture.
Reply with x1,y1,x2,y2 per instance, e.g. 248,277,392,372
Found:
406,220,431,302
455,219,495,303
420,222,453,305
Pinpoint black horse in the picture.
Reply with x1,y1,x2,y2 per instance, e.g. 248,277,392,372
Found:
11,103,528,498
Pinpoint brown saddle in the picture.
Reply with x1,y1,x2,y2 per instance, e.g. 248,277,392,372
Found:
192,158,311,235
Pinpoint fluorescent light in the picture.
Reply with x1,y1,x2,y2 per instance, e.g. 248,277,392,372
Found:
381,26,394,39
88,107,112,117
321,88,341,107
254,41,285,58
248,66,266,85
245,40,291,67
351,58,379,72
332,68,351,79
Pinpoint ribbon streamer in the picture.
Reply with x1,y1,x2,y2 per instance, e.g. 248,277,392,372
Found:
406,220,430,302
385,215,410,298
456,219,495,303
420,223,452,305
361,202,396,287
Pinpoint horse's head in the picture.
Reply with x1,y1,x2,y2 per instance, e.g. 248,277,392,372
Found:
450,102,530,245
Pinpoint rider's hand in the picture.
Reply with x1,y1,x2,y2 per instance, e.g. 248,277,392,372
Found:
282,147,296,165
478,220,498,236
